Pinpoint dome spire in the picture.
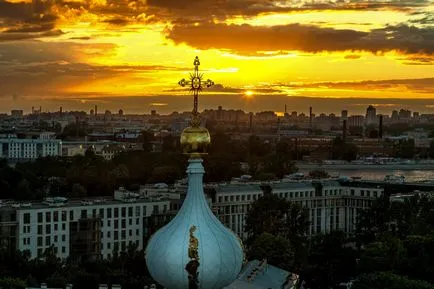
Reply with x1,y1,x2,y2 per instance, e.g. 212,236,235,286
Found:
179,57,214,158
145,57,244,289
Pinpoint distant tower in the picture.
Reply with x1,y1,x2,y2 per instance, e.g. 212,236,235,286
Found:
60,106,63,116
341,110,348,120
365,105,377,125
118,109,124,116
379,115,383,139
249,112,253,132
343,119,347,143
94,105,98,116
309,106,313,128
284,104,287,115
39,106,42,113
32,106,34,114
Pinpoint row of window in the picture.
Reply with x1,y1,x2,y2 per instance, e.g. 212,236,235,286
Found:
27,204,164,224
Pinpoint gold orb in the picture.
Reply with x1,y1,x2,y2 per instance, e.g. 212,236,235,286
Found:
180,126,211,157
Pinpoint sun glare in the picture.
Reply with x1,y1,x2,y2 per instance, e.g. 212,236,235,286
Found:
244,90,254,98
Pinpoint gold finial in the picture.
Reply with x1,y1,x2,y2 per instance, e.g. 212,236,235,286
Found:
178,57,214,157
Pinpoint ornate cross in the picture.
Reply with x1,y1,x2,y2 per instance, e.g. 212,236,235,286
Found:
178,56,214,127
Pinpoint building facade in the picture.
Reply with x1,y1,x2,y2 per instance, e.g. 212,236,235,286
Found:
211,180,383,240
0,134,62,161
13,191,171,260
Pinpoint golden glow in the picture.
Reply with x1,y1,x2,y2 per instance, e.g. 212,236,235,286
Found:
244,90,254,98
0,0,432,113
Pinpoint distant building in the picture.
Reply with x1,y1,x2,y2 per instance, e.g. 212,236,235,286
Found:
210,180,383,240
12,188,172,260
348,115,364,127
0,133,62,161
365,105,377,125
11,109,23,118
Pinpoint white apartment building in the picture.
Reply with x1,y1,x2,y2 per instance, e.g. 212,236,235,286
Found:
0,133,62,161
211,181,383,240
13,191,171,260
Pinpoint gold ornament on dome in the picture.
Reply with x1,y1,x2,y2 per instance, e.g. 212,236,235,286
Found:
178,56,215,157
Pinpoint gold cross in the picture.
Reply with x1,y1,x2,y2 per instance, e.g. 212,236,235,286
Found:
178,56,214,127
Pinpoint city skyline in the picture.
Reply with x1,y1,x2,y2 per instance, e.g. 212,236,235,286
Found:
0,0,433,113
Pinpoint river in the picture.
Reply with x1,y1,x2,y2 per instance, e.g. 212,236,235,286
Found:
297,165,434,182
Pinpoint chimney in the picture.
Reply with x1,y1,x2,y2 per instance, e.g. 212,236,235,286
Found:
343,119,347,143
249,112,253,132
309,106,313,127
379,114,383,139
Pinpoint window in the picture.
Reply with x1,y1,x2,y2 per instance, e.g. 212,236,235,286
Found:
62,223,66,230
361,190,365,197
38,225,43,234
107,220,111,226
45,236,51,246
114,220,118,229
136,218,139,225
54,236,58,242
53,211,58,222
62,211,67,222
81,210,87,218
23,213,30,224
38,212,43,223
136,229,139,236
121,219,126,228
128,207,133,217
107,231,111,238
114,208,119,218
62,235,66,242
135,206,140,217
46,225,51,234
129,230,132,237
114,231,118,240
153,205,159,214
38,237,43,246
143,206,147,216
99,209,104,218
107,208,112,218
54,224,58,231
121,207,126,217
45,212,51,222
121,230,126,239
62,247,66,253
70,211,74,220
128,219,132,226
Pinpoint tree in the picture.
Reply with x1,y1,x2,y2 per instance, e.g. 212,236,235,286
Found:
303,232,357,289
245,193,310,246
247,233,294,271
71,183,87,198
140,131,154,152
352,272,433,289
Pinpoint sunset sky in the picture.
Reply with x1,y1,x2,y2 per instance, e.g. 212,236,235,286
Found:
0,0,433,114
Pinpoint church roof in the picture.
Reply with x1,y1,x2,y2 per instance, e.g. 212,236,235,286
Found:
224,259,299,289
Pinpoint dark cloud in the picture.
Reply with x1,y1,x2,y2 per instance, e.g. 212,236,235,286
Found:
0,0,60,40
146,0,431,21
166,23,434,55
281,77,434,94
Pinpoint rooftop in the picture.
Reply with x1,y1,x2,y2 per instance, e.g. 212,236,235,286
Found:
224,259,298,289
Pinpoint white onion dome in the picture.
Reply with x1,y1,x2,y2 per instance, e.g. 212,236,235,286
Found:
145,159,244,289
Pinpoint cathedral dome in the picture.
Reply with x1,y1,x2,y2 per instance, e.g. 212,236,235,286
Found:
145,159,244,289
180,125,211,156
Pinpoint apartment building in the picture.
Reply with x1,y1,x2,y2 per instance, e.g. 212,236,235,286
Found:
210,180,383,240
9,190,172,260
0,133,62,161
